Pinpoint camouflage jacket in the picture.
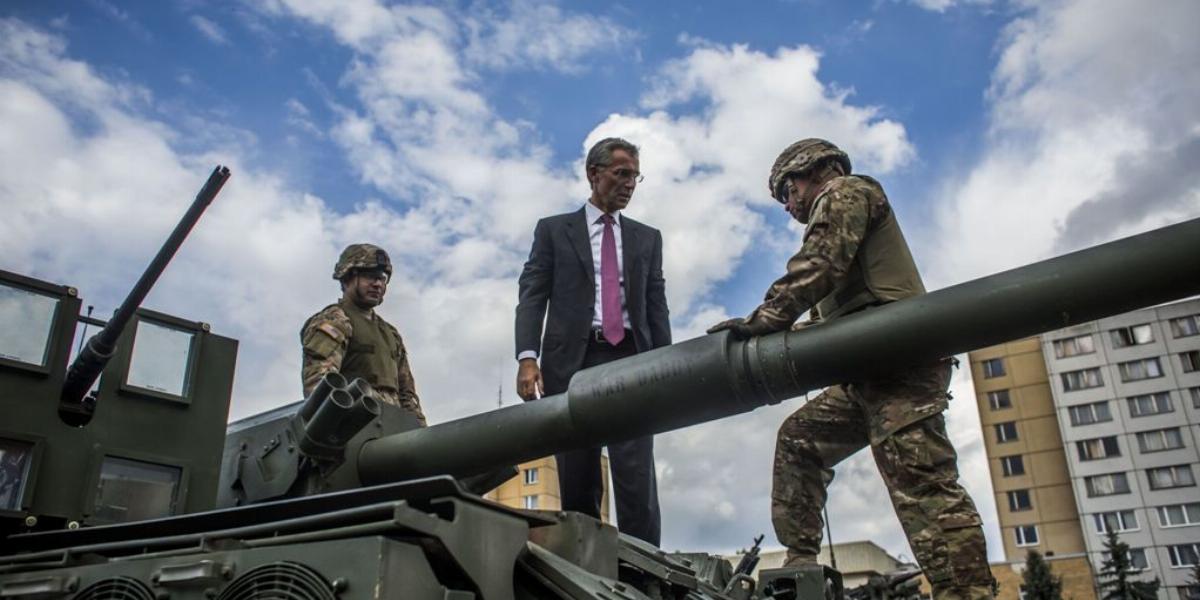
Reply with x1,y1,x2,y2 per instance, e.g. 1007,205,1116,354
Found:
300,299,425,425
750,175,894,328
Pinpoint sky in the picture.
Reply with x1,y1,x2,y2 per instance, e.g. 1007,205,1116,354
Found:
2,0,1199,564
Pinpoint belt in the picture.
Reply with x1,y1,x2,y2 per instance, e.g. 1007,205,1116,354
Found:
591,327,632,344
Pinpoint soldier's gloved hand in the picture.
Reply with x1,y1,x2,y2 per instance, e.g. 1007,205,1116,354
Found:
706,317,783,340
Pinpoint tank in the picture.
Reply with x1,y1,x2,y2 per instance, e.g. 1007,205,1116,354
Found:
1,163,1199,600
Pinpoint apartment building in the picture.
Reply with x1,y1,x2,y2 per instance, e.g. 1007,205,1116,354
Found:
971,298,1200,600
485,455,611,523
971,337,1089,560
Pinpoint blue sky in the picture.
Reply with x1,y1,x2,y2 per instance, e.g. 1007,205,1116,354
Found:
3,0,1198,564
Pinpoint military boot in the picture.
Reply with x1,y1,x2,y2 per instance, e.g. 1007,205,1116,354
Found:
782,551,819,569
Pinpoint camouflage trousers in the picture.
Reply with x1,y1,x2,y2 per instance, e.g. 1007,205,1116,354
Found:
772,362,994,599
376,389,427,427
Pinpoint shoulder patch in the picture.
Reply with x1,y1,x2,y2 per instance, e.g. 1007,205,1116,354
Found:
302,305,352,360
317,321,346,343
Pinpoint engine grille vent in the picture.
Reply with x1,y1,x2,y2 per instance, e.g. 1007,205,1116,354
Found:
217,562,333,600
72,577,154,600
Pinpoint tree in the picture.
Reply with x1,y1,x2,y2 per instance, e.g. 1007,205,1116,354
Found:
1097,530,1159,600
1185,563,1200,600
1023,550,1062,600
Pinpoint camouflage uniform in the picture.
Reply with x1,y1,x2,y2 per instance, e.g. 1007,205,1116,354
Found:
738,143,993,599
300,244,426,426
301,300,425,426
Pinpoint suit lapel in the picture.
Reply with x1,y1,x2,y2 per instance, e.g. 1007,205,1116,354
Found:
565,207,595,283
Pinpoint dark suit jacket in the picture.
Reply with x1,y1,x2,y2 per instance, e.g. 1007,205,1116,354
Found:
516,206,671,394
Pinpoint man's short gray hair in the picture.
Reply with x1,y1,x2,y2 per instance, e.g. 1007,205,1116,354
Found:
585,137,639,172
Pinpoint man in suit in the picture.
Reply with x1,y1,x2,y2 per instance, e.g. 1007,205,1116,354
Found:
515,137,671,545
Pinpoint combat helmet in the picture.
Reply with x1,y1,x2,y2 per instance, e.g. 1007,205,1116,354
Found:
333,243,393,280
768,138,852,202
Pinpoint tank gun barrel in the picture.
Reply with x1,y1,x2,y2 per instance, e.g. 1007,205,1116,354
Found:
359,216,1200,484
58,165,231,426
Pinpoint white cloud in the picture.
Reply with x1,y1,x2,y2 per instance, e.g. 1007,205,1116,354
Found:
190,15,230,45
462,0,635,73
621,42,914,312
85,0,153,42
929,0,1200,286
284,97,323,137
906,0,995,12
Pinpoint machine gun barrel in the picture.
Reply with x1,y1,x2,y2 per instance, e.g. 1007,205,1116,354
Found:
359,216,1200,484
58,166,231,426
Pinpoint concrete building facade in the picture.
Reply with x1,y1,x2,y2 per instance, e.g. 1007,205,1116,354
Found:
1042,300,1200,600
971,298,1200,600
971,337,1088,560
485,455,610,523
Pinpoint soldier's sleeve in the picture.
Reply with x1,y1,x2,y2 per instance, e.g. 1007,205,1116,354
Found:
395,334,421,408
748,184,871,328
300,309,352,397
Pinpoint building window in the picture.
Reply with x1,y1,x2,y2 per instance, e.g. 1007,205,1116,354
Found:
1007,489,1032,512
523,467,539,485
1086,472,1131,497
1093,510,1139,534
1001,455,1025,477
1167,544,1200,568
1062,367,1104,391
1111,324,1155,348
522,495,538,509
987,389,1012,410
1169,314,1200,338
1127,392,1173,417
1103,548,1150,571
1014,525,1039,547
982,358,1006,378
1128,549,1150,571
1077,436,1121,461
1157,502,1200,527
1068,401,1112,425
1181,350,1200,373
1147,465,1195,490
1191,387,1200,409
1053,334,1096,358
995,422,1018,443
1118,357,1164,382
1136,428,1185,453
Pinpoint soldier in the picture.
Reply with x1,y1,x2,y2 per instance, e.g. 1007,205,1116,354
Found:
709,139,994,599
301,243,426,426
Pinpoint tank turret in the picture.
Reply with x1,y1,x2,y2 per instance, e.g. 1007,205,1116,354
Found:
0,167,233,535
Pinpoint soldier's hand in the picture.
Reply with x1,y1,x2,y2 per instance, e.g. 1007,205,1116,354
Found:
707,317,749,337
707,317,785,340
516,359,544,401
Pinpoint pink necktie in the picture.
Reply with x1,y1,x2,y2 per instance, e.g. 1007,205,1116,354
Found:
600,214,625,346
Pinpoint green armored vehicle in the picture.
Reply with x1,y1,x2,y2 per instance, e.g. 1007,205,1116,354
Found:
1,167,1198,600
